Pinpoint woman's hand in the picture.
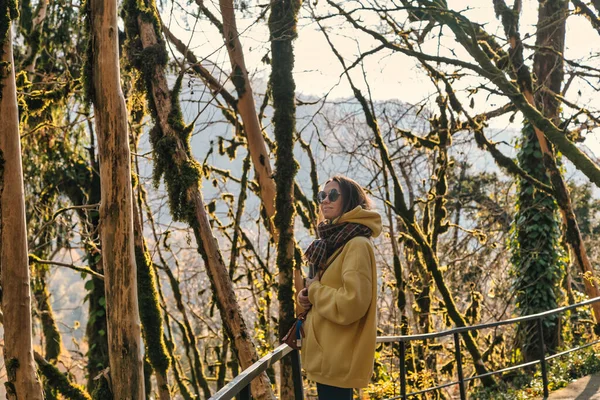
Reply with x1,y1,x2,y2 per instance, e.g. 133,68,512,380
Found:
305,275,319,288
297,288,312,310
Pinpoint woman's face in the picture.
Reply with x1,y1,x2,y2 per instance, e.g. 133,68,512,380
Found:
319,181,344,221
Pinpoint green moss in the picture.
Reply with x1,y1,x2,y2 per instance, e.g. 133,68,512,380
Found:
143,357,152,399
123,1,202,229
18,0,30,34
0,0,18,100
21,84,70,122
6,357,19,380
150,126,201,224
33,277,62,362
135,245,170,374
80,0,94,103
4,382,16,396
86,275,110,398
168,73,194,143
36,355,91,399
138,43,168,82
122,0,168,116
90,378,111,400
231,64,246,98
268,0,300,41
122,0,163,41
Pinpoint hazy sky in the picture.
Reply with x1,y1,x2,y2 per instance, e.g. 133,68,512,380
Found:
172,0,600,157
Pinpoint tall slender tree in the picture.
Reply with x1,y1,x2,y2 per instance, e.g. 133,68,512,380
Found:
130,105,172,400
218,0,277,228
86,0,145,396
269,0,302,396
0,1,44,398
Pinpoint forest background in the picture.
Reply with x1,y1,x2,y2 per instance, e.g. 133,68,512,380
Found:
1,0,600,399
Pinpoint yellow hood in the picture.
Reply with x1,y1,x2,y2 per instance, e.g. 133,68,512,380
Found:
336,206,382,238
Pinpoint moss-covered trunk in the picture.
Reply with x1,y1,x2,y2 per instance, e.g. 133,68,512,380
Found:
510,0,568,360
0,5,44,397
531,0,600,327
121,1,274,398
34,351,92,400
512,124,563,361
269,0,301,396
33,268,62,362
495,0,600,334
132,178,171,400
80,183,111,397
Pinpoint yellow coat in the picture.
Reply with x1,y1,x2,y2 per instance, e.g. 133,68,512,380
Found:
302,206,382,388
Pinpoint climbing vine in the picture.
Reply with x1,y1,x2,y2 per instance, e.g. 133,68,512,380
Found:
511,122,566,360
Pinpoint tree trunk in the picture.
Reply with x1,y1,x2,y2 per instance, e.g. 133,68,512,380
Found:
33,270,62,363
219,0,277,227
131,178,171,400
494,0,600,325
0,18,45,399
88,0,145,397
22,0,49,74
511,0,568,360
532,1,600,323
513,124,563,361
531,0,600,323
122,2,275,398
269,0,302,396
217,0,306,308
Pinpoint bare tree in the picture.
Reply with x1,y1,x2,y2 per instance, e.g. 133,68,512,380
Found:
0,4,44,398
269,0,303,396
87,0,145,396
121,1,275,398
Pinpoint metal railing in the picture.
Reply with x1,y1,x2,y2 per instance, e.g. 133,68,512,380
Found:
210,345,303,400
210,297,600,400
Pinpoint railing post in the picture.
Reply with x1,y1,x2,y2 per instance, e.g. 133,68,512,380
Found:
399,341,407,399
537,318,549,399
291,349,304,399
454,332,466,400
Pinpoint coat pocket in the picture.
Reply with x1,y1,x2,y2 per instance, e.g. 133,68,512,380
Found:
301,313,323,374
317,317,357,378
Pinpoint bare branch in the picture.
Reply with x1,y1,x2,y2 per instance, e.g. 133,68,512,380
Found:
29,255,105,280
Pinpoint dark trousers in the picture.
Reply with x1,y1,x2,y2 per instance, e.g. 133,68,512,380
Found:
316,383,353,400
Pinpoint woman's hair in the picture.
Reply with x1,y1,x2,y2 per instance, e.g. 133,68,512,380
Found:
327,175,373,214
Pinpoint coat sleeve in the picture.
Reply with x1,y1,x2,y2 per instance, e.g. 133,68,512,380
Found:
307,239,373,326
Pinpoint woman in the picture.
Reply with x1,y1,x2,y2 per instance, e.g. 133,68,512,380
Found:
298,175,382,399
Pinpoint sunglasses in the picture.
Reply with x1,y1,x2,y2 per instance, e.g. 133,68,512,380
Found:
317,188,341,204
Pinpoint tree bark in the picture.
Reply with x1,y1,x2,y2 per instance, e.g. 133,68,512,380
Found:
219,0,277,229
88,0,145,397
0,21,45,400
132,180,171,400
269,0,302,396
22,0,49,74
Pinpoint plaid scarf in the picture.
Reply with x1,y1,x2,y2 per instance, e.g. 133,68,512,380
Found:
304,221,372,274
